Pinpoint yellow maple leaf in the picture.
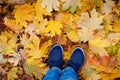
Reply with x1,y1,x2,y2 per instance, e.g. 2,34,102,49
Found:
0,31,17,55
40,40,52,57
67,29,80,42
26,35,41,59
58,12,79,30
14,4,34,27
89,37,111,56
35,0,51,22
34,19,48,34
90,37,111,47
26,35,52,59
101,69,120,80
113,17,120,32
25,59,38,77
44,20,63,37
7,67,18,80
4,17,20,33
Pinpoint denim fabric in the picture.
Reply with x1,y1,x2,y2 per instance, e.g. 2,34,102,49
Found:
43,67,78,80
59,67,78,80
43,67,61,80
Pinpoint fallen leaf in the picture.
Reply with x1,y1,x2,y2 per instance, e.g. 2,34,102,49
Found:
0,54,7,64
86,71,101,80
35,0,51,21
0,31,17,55
77,8,103,31
8,53,21,66
7,67,18,80
89,37,111,56
101,69,120,80
14,4,34,27
67,29,80,42
34,19,48,34
44,20,63,37
101,0,115,15
78,27,94,42
52,35,67,45
112,17,120,32
25,59,38,76
62,0,82,13
41,0,60,12
89,55,118,73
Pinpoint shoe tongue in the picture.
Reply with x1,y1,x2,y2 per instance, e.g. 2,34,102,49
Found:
68,60,81,72
50,60,62,69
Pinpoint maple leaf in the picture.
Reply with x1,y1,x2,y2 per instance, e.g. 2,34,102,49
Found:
77,8,103,31
26,36,51,59
7,67,18,80
89,37,111,56
86,71,101,80
8,53,21,66
103,18,112,33
41,0,60,12
81,0,103,12
25,24,37,40
20,35,31,48
107,45,120,56
78,27,94,42
25,35,41,59
34,19,48,34
52,35,67,45
4,17,20,33
101,69,120,80
112,17,120,32
61,0,82,13
39,40,52,57
0,66,6,75
89,55,118,73
101,0,115,15
0,54,7,64
0,31,17,55
25,39,52,77
67,29,80,42
44,20,63,37
107,33,120,45
35,0,51,21
14,4,34,27
25,59,38,76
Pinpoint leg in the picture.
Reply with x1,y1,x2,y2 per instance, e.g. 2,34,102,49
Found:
43,44,63,80
43,67,61,80
59,67,78,80
59,47,85,80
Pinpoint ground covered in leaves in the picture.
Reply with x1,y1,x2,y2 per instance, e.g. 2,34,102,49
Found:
0,0,120,80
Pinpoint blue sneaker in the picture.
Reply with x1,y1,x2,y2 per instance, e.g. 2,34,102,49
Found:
49,44,63,69
66,47,85,73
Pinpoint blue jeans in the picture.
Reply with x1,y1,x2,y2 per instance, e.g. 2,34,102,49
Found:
43,67,78,80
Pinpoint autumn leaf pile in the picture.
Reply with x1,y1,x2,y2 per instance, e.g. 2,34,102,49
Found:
0,0,120,80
